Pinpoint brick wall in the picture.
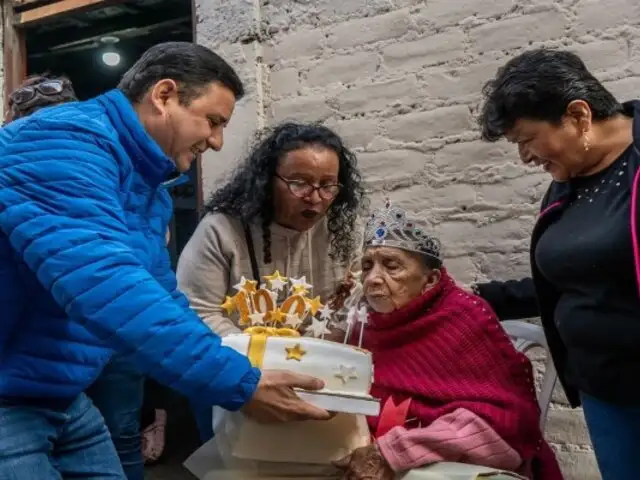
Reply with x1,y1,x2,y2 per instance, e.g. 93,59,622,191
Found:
196,0,640,477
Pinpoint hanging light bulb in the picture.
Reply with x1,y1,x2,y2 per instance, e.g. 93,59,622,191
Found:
102,51,121,67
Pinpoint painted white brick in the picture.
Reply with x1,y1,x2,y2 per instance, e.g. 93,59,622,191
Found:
264,28,324,64
572,39,629,72
270,68,300,98
304,52,380,87
382,29,466,71
575,0,640,34
332,76,419,113
469,10,568,53
269,95,333,123
419,0,516,28
327,9,413,50
386,105,473,141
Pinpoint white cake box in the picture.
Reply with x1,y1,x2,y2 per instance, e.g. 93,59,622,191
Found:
184,412,371,479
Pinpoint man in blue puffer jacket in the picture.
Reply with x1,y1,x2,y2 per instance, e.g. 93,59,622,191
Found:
0,42,330,479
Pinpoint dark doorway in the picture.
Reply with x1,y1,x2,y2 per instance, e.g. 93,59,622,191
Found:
23,0,202,267
25,0,192,100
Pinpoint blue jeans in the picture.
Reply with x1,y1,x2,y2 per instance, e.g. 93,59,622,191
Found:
0,393,125,479
87,357,144,480
581,392,640,480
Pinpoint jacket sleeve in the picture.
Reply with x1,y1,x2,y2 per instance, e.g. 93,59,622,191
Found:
176,214,242,337
151,243,192,311
0,119,260,410
474,278,540,320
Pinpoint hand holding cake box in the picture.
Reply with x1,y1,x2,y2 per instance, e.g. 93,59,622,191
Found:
220,270,379,416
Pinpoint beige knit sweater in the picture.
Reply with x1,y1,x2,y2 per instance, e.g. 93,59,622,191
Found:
176,213,351,336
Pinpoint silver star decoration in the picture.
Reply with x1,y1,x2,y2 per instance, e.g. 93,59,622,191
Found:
290,275,313,291
318,304,334,321
270,277,287,292
284,314,302,329
334,364,358,385
306,317,331,338
249,312,266,325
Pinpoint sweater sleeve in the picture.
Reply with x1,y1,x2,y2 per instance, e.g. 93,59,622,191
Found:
0,120,259,410
474,278,540,320
376,408,522,473
176,214,242,337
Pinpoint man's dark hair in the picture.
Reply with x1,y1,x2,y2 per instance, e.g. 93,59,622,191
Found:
118,42,244,104
479,48,623,142
205,122,367,264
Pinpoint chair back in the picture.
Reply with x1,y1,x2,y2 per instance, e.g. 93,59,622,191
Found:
501,320,557,432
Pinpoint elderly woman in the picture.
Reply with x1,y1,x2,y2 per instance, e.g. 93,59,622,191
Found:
177,121,365,438
476,48,640,480
336,202,562,480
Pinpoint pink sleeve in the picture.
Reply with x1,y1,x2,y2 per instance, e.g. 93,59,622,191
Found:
376,408,523,473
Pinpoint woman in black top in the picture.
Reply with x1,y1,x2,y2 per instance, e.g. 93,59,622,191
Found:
476,48,640,480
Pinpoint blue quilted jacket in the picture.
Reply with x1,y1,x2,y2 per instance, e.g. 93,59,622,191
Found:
0,89,260,409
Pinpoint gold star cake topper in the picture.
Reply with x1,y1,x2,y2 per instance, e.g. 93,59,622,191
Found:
219,271,336,339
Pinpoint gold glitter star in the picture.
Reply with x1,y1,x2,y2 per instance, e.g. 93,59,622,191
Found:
221,296,235,315
285,343,307,361
305,296,323,316
292,285,310,296
243,279,258,294
269,307,286,324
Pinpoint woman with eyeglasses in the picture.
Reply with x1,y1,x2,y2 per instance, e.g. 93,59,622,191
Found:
176,122,365,438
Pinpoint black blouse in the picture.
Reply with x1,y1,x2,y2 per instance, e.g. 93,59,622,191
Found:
535,149,640,402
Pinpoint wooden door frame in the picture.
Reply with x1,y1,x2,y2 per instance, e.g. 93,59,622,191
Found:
3,2,27,119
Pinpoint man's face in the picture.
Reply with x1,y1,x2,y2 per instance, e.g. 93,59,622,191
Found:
143,80,236,173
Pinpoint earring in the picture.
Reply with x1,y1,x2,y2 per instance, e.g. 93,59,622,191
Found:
583,130,590,152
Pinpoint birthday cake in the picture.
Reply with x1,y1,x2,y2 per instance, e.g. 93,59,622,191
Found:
219,271,378,415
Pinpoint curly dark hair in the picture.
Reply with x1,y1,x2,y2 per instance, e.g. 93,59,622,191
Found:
204,122,366,264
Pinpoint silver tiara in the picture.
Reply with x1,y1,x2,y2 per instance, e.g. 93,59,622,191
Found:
364,200,442,261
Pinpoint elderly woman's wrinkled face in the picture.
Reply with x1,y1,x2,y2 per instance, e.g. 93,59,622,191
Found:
506,101,593,183
273,146,340,232
361,247,441,314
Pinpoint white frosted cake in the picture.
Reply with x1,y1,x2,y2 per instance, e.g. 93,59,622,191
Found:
222,335,373,398
218,271,379,415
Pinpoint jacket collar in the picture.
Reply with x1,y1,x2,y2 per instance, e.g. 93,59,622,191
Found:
96,89,177,187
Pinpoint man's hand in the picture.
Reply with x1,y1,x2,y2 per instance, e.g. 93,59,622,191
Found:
242,369,332,423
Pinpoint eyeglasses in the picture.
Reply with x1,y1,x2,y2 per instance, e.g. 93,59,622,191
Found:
276,174,342,200
9,80,68,106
